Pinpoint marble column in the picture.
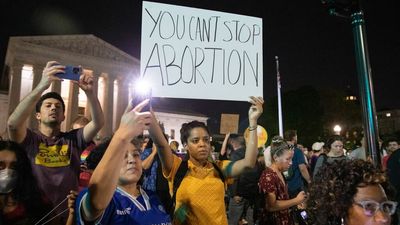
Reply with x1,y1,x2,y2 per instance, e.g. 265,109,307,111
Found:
115,78,129,131
28,64,45,130
65,82,79,131
51,80,62,93
8,62,23,115
99,74,114,138
85,71,99,120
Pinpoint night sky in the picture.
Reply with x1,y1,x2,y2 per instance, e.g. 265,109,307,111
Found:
1,0,399,126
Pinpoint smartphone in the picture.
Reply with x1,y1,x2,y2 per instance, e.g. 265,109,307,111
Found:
300,210,308,220
131,88,152,112
56,65,82,81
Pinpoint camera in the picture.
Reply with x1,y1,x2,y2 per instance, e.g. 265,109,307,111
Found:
56,65,82,81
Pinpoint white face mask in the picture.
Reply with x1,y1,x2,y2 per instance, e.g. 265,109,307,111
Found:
0,168,18,194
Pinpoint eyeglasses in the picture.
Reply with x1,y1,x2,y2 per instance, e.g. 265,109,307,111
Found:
354,200,398,216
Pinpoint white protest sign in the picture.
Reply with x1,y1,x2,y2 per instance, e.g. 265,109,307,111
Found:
141,1,263,101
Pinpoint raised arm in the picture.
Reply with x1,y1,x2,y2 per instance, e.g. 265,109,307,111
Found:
83,100,151,221
77,71,104,143
148,111,174,175
142,144,158,170
7,61,63,143
219,132,230,160
230,96,264,177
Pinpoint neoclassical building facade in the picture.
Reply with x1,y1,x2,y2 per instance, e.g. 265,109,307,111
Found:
1,35,207,145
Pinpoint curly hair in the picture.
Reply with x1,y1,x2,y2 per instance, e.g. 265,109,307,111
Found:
306,159,394,225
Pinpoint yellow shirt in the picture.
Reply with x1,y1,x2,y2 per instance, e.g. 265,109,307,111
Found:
165,155,232,225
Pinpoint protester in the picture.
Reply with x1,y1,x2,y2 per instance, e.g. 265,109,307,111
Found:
382,137,399,171
313,135,346,180
71,116,98,190
75,99,171,224
258,139,307,225
219,133,232,161
386,140,400,223
349,136,367,161
309,141,324,174
264,135,285,168
170,140,180,153
141,137,174,213
284,130,311,197
226,134,247,225
0,140,55,225
235,153,265,225
7,61,104,223
306,159,397,225
149,96,263,225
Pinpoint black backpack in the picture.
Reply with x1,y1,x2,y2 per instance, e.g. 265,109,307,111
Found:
169,160,225,219
155,155,174,213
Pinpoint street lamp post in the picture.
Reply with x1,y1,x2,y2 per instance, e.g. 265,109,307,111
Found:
321,0,381,168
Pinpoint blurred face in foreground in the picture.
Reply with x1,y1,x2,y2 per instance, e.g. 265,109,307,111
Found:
118,144,142,185
347,184,392,225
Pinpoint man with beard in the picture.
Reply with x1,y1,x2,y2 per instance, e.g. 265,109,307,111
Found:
7,61,104,224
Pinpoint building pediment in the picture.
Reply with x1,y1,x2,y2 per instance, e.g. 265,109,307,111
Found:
10,35,138,64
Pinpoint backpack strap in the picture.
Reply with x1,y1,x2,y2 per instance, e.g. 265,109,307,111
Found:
211,162,225,183
170,160,189,218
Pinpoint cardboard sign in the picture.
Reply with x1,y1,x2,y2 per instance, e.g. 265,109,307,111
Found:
220,113,239,134
141,1,263,101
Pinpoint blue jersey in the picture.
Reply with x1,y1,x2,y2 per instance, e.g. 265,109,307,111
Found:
76,187,171,225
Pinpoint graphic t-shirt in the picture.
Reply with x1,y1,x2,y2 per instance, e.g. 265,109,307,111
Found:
165,155,232,225
22,128,87,218
76,187,171,225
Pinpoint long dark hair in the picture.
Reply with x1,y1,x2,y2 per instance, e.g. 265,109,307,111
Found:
0,140,49,221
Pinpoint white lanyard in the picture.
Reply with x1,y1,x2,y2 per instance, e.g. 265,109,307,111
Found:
117,186,151,211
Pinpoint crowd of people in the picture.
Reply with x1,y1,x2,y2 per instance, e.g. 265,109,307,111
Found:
0,60,399,225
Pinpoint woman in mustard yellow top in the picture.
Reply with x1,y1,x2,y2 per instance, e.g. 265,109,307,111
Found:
149,96,264,225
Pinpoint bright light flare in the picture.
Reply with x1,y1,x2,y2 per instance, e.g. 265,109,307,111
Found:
333,125,342,134
133,79,152,97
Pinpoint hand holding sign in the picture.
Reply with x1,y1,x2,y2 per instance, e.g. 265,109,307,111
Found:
248,96,264,122
141,1,263,101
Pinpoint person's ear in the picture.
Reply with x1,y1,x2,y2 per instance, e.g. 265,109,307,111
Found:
35,112,41,120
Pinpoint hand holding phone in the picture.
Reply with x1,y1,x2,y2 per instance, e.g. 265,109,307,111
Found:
55,65,82,81
131,88,152,112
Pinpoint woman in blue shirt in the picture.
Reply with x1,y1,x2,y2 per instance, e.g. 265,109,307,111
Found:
75,99,171,225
